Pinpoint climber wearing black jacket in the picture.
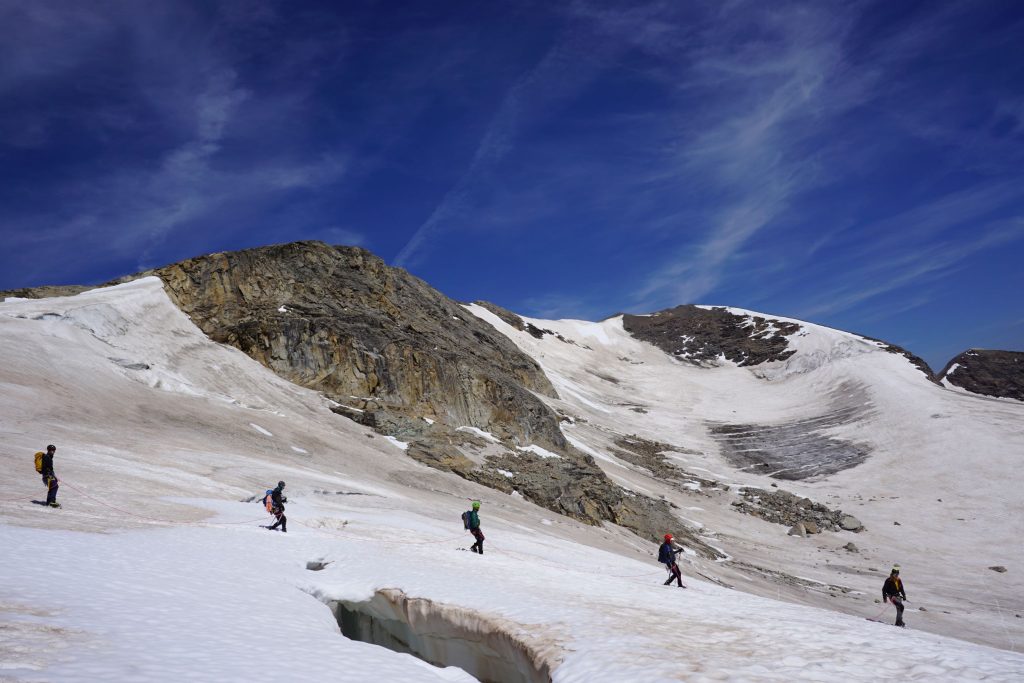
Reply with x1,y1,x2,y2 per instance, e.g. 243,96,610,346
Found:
882,566,908,627
41,445,59,508
266,481,287,533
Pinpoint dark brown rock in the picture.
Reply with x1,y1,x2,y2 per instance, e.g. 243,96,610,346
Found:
622,305,799,367
939,350,1024,401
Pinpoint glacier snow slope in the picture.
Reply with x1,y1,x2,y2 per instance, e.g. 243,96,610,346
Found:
0,279,1021,681
465,304,1024,655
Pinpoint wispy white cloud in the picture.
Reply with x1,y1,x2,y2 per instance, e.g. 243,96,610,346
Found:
628,3,867,310
0,1,349,281
519,292,601,321
313,226,367,247
798,218,1024,318
621,0,1024,320
393,12,643,269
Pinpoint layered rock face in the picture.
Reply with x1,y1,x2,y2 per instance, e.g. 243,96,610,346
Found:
147,241,565,450
940,350,1024,401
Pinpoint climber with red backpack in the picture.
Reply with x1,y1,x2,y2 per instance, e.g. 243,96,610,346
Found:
34,445,60,508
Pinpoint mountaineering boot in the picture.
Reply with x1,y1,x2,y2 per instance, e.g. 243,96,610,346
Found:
470,546,479,553
664,576,674,586
48,502,61,508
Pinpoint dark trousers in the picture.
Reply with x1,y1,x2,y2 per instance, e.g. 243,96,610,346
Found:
269,509,287,532
891,597,905,625
470,528,484,553
44,476,59,505
663,563,683,586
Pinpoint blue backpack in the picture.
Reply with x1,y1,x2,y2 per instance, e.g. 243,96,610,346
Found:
461,511,471,529
658,543,674,564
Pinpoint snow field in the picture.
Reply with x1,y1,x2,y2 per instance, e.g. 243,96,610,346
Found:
464,303,1024,654
0,281,1022,680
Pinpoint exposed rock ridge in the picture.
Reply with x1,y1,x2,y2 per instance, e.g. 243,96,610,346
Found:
939,349,1024,401
622,305,799,367
142,241,565,450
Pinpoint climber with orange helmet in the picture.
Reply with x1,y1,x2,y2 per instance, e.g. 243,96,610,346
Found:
658,533,687,588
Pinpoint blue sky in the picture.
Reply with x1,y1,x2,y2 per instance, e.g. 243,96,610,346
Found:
1,1,1022,370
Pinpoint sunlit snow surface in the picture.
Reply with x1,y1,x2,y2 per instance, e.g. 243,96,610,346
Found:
0,280,1021,681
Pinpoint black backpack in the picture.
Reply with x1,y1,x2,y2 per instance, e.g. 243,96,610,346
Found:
461,511,471,529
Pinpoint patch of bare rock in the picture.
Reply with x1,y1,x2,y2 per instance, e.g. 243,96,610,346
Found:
611,434,725,492
733,487,863,535
940,349,1024,401
621,305,800,366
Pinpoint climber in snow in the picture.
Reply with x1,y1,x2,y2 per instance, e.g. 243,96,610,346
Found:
882,565,908,627
658,533,686,587
263,481,288,533
463,500,484,554
34,444,60,508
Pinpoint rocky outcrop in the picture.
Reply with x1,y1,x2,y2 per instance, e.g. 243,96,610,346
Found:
939,350,1024,401
610,435,725,492
732,487,860,533
619,305,938,383
143,241,564,450
622,305,799,367
392,428,722,557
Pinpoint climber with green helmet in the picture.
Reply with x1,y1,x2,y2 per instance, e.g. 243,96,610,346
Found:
462,500,485,554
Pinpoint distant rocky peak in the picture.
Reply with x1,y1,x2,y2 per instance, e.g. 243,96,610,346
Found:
939,349,1024,401
622,305,800,367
